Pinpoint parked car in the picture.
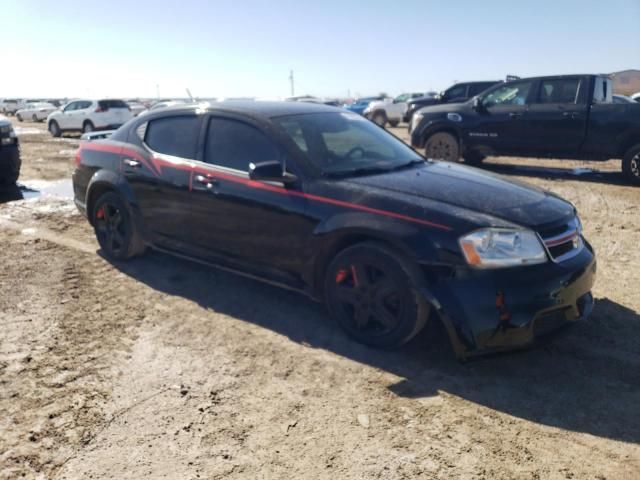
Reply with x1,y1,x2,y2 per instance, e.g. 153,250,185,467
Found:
72,101,596,360
15,102,58,122
410,74,640,185
0,115,20,185
343,96,385,115
1,99,24,115
47,99,133,136
613,94,635,104
126,101,147,116
363,92,426,127
138,100,188,116
404,81,501,123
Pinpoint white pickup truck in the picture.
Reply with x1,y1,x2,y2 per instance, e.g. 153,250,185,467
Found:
363,92,426,127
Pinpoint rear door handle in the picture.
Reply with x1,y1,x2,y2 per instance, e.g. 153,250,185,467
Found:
509,112,523,118
562,112,580,119
123,158,141,168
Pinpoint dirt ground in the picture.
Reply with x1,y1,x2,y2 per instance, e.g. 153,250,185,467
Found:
1,120,639,479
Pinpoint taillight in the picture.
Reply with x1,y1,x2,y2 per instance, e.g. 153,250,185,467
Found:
75,148,82,166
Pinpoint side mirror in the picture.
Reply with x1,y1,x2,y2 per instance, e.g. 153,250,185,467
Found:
249,161,297,185
472,96,484,111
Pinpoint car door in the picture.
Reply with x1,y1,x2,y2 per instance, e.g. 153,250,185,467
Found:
123,114,201,251
58,101,79,129
525,77,588,154
71,101,93,129
188,115,313,284
467,79,535,154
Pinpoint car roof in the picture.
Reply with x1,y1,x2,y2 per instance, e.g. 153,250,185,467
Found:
156,100,341,119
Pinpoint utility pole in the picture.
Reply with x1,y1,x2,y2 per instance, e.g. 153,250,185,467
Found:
289,70,295,97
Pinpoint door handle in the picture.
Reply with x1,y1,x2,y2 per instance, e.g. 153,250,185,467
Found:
123,158,141,168
509,112,523,118
562,112,580,119
194,174,220,190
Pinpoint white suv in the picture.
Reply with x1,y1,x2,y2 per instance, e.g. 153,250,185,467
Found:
363,92,426,128
47,99,133,137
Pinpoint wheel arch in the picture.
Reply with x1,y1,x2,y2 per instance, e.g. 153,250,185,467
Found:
420,126,461,150
85,170,139,227
617,131,640,158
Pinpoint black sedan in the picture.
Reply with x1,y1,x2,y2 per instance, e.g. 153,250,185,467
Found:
72,102,596,360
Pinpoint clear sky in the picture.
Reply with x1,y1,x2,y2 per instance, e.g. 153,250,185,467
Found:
3,0,640,99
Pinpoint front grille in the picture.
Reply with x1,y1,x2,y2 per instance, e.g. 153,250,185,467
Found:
538,217,583,262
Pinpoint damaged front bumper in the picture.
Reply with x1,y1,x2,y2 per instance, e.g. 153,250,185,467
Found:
426,241,596,360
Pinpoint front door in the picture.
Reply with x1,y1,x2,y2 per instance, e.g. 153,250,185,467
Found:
188,116,313,284
466,79,535,155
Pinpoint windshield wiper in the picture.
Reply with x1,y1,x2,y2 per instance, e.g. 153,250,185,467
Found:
389,159,425,171
322,166,393,178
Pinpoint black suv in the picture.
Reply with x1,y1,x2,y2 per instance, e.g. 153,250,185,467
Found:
73,102,595,360
404,81,501,123
410,74,640,184
0,115,20,185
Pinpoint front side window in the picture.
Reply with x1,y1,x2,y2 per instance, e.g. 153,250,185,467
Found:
64,102,78,112
482,81,533,108
393,94,410,103
536,78,581,104
469,83,494,96
145,116,199,159
274,112,422,177
205,118,280,172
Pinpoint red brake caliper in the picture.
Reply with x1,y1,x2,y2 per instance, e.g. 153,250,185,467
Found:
96,207,105,220
335,269,348,284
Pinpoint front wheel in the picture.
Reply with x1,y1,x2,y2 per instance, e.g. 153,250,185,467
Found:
388,119,400,128
325,242,429,348
424,132,460,162
16,114,23,122
48,120,61,137
622,144,640,186
92,192,145,261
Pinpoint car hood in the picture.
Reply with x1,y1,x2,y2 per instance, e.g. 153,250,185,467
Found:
344,162,575,229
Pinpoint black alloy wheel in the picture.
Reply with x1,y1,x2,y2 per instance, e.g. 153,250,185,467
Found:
93,192,143,260
325,243,429,348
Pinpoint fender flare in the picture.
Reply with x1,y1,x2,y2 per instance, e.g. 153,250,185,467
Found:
85,170,141,229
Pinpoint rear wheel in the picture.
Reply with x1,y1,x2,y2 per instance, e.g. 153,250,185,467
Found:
622,144,640,186
324,242,429,348
16,114,22,122
371,111,387,128
424,132,460,162
388,119,400,128
92,192,145,261
48,120,61,137
32,114,38,122
83,121,95,133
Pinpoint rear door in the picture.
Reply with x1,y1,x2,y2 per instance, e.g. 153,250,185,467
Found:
124,114,202,250
466,79,535,154
525,77,588,153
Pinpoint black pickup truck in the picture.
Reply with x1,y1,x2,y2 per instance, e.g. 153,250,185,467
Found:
410,74,640,185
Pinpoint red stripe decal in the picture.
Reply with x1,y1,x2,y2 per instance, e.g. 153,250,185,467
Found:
79,143,452,232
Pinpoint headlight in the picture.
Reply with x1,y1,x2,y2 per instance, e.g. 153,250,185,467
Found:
411,112,424,132
459,228,547,268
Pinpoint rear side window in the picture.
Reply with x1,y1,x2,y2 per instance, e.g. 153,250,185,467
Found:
205,118,280,172
99,99,129,109
145,116,199,159
536,78,581,104
78,101,92,110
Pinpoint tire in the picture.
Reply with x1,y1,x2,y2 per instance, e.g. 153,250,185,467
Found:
48,120,61,137
324,242,430,348
83,121,95,133
462,151,485,166
424,132,460,162
371,111,387,128
16,114,22,122
388,119,400,128
92,192,145,261
622,143,640,186
32,114,38,122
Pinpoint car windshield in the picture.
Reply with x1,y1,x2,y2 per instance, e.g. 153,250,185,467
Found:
275,112,423,177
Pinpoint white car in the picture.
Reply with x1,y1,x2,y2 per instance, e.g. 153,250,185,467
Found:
126,101,147,116
15,102,58,122
47,99,133,137
1,99,24,115
363,92,427,127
